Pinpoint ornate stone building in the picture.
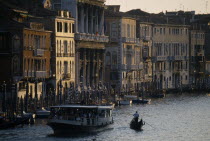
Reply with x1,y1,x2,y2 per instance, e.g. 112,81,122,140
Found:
51,0,108,89
105,9,142,94
190,26,206,88
139,23,153,86
152,24,190,89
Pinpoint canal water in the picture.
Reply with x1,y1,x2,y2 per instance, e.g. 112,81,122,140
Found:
0,93,210,141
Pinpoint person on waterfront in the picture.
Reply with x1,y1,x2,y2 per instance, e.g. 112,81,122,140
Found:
133,111,139,123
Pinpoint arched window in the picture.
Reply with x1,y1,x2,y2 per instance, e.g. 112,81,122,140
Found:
13,35,20,51
105,52,111,65
112,51,117,65
12,56,20,74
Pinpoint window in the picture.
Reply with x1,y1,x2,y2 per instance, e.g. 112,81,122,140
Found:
64,23,68,33
34,35,40,49
127,24,130,37
72,24,75,33
69,23,72,33
64,40,68,54
105,52,111,65
57,22,62,32
112,52,117,65
154,28,157,34
160,28,162,34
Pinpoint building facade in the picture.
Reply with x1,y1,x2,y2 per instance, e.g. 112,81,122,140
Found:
190,29,205,88
43,10,75,103
51,0,108,90
0,15,51,98
139,23,153,89
105,10,142,94
152,24,190,90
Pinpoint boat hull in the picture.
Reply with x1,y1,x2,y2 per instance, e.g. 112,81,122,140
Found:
119,100,132,105
132,99,150,104
48,121,112,134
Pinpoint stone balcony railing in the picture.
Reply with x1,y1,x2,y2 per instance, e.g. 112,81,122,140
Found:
24,71,47,78
57,53,75,57
121,64,143,70
156,56,168,61
122,37,140,44
36,71,47,78
175,56,188,61
140,36,152,41
24,71,35,77
34,49,44,56
155,56,189,61
75,33,109,43
63,73,71,80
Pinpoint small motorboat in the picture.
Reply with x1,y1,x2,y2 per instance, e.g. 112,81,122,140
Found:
150,93,165,98
132,99,151,104
118,100,132,105
130,118,145,131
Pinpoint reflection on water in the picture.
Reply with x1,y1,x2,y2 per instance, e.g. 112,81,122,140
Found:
0,93,210,141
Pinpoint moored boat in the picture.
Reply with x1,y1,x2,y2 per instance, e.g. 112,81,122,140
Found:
47,105,114,134
36,108,50,119
118,100,132,105
132,98,151,104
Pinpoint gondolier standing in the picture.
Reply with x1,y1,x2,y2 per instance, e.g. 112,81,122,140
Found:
133,111,139,123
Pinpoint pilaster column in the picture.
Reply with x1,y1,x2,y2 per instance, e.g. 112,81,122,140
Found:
100,9,105,35
83,49,87,86
86,6,89,33
87,50,90,85
96,51,100,85
96,8,99,33
81,4,85,33
91,6,94,34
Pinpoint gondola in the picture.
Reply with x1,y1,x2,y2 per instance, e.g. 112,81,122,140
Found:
130,118,145,131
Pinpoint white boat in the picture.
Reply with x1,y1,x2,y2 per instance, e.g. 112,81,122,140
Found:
36,108,50,118
47,105,114,134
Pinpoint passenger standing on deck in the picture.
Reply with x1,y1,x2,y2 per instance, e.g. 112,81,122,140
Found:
133,111,139,123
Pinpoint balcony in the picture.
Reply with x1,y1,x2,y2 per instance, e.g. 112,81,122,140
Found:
140,36,152,41
34,49,44,56
24,71,35,77
156,56,167,61
122,37,140,44
121,64,143,70
57,53,75,57
35,71,47,78
75,33,109,43
175,56,188,61
63,73,71,80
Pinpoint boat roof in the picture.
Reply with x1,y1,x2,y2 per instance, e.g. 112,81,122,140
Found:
51,105,113,109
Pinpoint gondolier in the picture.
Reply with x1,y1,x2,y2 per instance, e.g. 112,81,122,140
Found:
133,111,139,123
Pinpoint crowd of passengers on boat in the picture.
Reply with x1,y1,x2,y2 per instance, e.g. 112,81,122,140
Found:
49,107,112,122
